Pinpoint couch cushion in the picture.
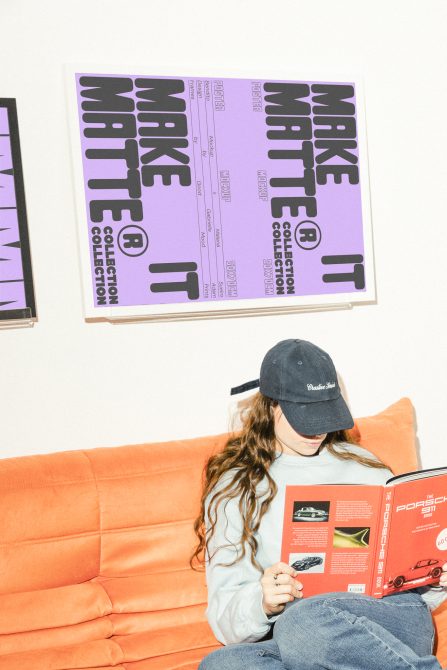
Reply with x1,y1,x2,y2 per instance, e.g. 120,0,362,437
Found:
84,435,227,578
350,397,418,475
0,572,209,662
115,623,217,661
1,399,444,670
109,604,207,636
0,451,100,594
97,571,207,613
99,519,199,576
126,647,221,670
0,624,218,669
0,618,113,656
0,582,112,634
69,659,218,670
0,638,124,670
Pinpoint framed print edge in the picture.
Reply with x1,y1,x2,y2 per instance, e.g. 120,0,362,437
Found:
65,66,111,319
353,77,376,304
0,98,37,324
66,64,375,321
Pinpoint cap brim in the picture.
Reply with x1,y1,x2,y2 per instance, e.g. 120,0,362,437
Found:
279,394,354,435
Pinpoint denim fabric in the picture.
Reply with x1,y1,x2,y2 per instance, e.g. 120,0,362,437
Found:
199,591,442,670
199,638,283,669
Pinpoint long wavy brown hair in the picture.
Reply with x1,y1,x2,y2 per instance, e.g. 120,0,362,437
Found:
191,392,386,572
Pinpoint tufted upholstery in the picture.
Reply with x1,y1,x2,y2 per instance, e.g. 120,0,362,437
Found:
0,398,446,669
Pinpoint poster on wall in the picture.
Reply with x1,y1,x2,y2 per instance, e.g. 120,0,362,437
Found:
67,67,374,321
0,99,36,324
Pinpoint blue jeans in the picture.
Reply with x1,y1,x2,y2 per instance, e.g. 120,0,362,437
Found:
199,591,442,669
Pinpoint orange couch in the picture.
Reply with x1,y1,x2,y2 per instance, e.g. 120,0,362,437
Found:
0,398,446,669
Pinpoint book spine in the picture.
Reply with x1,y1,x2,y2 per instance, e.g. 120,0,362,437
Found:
370,488,394,597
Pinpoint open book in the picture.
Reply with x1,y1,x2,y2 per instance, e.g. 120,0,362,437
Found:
281,467,447,597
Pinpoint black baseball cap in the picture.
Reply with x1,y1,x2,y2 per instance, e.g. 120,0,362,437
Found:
231,339,354,435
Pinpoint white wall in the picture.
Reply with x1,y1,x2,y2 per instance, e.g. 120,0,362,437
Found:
1,0,446,468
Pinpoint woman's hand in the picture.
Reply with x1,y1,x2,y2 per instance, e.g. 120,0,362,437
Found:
261,561,304,616
440,563,447,588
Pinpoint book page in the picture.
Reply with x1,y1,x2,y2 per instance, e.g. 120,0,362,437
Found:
383,473,447,595
386,466,447,486
281,484,383,597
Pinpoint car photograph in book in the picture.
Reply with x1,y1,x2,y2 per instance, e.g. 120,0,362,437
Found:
293,500,330,522
281,467,447,598
290,554,325,573
375,470,447,597
68,69,375,318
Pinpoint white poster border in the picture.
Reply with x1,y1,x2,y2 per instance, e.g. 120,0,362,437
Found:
66,63,376,321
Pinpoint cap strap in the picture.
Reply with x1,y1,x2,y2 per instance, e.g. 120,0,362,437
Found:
230,379,260,396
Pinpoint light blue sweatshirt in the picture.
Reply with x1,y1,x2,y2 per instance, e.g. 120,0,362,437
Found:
205,443,447,645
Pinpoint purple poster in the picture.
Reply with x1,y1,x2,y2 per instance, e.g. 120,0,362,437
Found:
70,72,374,319
0,99,36,322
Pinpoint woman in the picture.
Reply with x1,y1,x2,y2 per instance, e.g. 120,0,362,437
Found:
192,339,447,670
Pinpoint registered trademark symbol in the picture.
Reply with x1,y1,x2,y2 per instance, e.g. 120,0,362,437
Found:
117,225,149,257
294,221,322,250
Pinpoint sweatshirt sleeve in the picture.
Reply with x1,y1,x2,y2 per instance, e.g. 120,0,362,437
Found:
417,586,447,611
204,491,276,645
